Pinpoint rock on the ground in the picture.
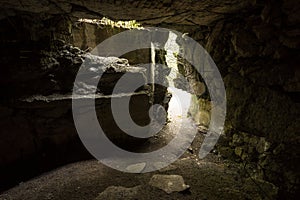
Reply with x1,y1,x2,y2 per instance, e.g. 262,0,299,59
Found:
149,174,189,194
125,163,146,173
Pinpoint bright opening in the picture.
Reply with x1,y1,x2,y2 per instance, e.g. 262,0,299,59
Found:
164,31,192,123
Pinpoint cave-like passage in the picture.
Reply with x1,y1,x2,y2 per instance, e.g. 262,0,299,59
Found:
164,31,194,135
138,30,204,158
165,31,192,122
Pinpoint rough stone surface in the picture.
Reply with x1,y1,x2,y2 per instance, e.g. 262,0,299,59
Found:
149,174,189,194
0,0,299,198
72,23,151,65
125,163,146,173
0,0,258,26
174,1,299,198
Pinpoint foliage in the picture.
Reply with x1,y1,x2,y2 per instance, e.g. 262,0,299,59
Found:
78,17,142,29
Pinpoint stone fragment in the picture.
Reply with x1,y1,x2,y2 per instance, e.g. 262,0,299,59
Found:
72,53,147,95
70,46,81,54
249,137,259,146
149,174,189,194
232,134,243,146
234,147,243,157
193,110,210,127
125,162,146,173
190,80,206,96
74,82,98,94
256,137,270,153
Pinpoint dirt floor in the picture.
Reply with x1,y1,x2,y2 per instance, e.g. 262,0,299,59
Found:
0,134,278,199
0,107,278,200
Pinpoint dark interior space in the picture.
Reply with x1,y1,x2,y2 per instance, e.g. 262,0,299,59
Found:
0,0,299,199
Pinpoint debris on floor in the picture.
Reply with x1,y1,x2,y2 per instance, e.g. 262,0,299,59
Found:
149,174,190,194
125,163,146,173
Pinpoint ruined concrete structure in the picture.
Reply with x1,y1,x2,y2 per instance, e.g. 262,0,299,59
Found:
0,0,299,199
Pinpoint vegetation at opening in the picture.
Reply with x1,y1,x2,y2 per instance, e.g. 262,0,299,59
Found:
78,17,142,29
